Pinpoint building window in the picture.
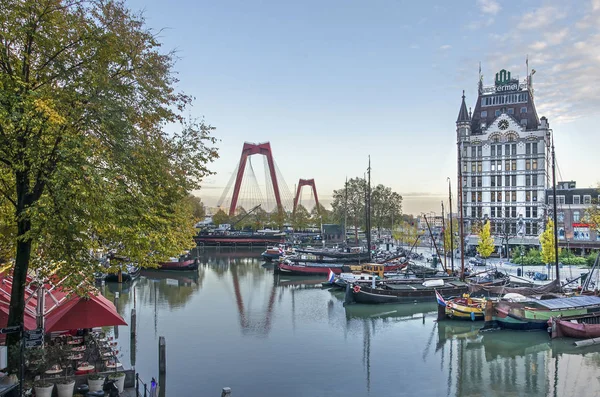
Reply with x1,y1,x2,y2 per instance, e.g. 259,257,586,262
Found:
573,195,581,205
526,191,531,201
471,192,476,202
511,160,516,170
477,146,482,158
477,161,482,172
532,174,537,186
497,175,502,187
498,145,502,156
521,119,528,127
521,107,527,113
558,195,566,204
512,143,517,154
532,159,538,169
491,146,496,156
481,111,487,118
491,164,495,172
463,163,467,172
511,207,517,218
497,192,502,202
471,146,476,157
526,222,531,235
574,211,580,222
481,122,486,129
477,192,482,202
491,193,496,202
477,176,482,187
471,162,476,172
471,177,476,187
497,161,502,171
532,223,538,235
508,108,514,114
526,207,531,218
495,110,501,116
532,207,537,218
512,175,516,186
532,191,537,202
526,175,531,186
512,191,516,202
584,195,591,204
532,142,537,154
526,159,531,170
548,195,553,203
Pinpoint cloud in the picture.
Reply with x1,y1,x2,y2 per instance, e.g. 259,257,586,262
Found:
476,0,501,15
409,44,420,49
530,41,548,51
466,17,495,30
440,44,452,50
545,28,569,45
517,6,565,30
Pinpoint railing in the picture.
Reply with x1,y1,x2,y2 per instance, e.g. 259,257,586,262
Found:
135,373,155,397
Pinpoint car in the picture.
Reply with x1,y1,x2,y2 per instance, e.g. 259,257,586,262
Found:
468,257,486,266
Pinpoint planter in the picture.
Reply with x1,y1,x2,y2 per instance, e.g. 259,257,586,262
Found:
109,373,126,393
88,376,105,392
34,383,54,397
56,379,75,397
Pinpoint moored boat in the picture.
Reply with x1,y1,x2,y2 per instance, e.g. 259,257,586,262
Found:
261,247,284,262
348,279,469,304
442,294,487,321
276,261,406,276
494,295,600,331
157,253,199,271
104,264,140,283
548,312,600,339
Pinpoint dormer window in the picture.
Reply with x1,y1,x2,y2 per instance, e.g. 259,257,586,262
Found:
495,110,501,116
521,119,528,127
507,108,514,114
481,111,487,118
521,107,528,113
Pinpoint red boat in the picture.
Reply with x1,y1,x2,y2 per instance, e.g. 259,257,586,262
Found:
158,255,199,271
549,313,600,339
275,261,406,276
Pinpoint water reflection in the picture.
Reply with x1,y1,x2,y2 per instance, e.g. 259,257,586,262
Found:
102,249,600,397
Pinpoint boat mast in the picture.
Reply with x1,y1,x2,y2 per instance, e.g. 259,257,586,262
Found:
366,156,372,262
447,177,455,273
551,132,560,283
344,176,348,246
441,201,447,271
458,137,465,281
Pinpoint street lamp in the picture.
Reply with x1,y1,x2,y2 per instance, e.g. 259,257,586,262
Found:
520,246,525,278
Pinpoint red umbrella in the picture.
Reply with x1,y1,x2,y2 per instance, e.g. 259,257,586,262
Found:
45,294,127,332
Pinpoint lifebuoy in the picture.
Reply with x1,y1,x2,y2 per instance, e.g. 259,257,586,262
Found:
353,285,361,293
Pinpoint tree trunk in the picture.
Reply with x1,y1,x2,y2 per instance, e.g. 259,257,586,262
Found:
7,174,33,368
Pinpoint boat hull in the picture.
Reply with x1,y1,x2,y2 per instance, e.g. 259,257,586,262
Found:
549,313,600,339
351,282,469,305
157,259,199,271
195,234,285,246
276,262,405,276
444,298,486,321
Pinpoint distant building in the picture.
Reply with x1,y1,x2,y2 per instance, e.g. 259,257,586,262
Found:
456,67,551,253
322,224,344,243
546,181,600,254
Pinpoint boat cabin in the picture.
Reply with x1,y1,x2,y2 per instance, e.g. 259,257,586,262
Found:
361,264,385,278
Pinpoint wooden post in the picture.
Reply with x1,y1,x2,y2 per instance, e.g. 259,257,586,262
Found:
221,387,232,396
131,308,136,337
482,300,494,330
118,269,123,283
158,336,166,374
437,303,446,321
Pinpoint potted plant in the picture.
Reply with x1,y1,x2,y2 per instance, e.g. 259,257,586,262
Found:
34,380,54,397
88,373,105,392
108,371,126,393
55,377,76,397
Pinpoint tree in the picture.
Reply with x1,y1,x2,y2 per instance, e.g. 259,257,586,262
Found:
540,219,557,265
477,221,494,263
330,178,367,243
212,209,230,227
268,206,287,230
310,203,331,225
291,205,310,231
371,184,402,236
183,195,206,222
0,0,218,353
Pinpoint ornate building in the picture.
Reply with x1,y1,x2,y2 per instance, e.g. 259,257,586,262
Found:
456,68,551,254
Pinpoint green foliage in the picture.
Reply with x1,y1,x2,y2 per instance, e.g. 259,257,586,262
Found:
511,247,544,265
588,252,599,267
476,221,494,260
392,221,419,246
370,184,402,232
268,206,287,230
212,209,230,227
291,205,311,231
443,220,458,255
183,195,206,222
540,219,557,265
0,0,218,341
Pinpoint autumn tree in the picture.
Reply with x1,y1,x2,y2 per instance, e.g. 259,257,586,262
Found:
443,220,458,257
331,178,367,243
0,0,218,351
184,195,206,222
477,221,494,264
268,205,287,230
291,205,311,231
540,219,557,265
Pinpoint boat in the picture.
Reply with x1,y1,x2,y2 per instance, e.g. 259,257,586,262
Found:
157,253,199,271
548,312,600,339
494,295,600,331
261,247,284,262
441,294,487,321
466,270,510,288
194,230,286,246
104,264,140,283
275,261,406,276
347,278,469,304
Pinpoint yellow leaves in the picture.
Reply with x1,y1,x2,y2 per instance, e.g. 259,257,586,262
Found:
32,98,66,126
477,221,494,259
540,219,556,265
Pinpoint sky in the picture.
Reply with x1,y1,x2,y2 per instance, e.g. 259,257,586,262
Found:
126,0,600,215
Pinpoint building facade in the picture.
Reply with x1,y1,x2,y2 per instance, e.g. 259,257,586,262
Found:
456,68,551,254
546,181,600,254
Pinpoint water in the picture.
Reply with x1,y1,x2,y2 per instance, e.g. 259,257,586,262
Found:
101,249,600,397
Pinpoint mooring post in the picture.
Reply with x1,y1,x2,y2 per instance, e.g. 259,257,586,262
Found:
131,308,137,337
118,269,123,283
482,300,494,330
221,387,232,396
437,302,446,321
158,336,166,374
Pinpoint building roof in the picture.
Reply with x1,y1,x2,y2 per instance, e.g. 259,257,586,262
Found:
535,296,600,310
456,92,470,123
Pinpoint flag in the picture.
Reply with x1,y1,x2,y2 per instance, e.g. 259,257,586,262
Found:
435,289,446,307
327,269,335,283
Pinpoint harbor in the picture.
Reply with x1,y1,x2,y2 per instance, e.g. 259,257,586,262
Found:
100,247,600,396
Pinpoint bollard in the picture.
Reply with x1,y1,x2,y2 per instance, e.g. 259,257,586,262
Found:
158,336,166,374
131,308,137,337
437,302,446,321
221,387,232,396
